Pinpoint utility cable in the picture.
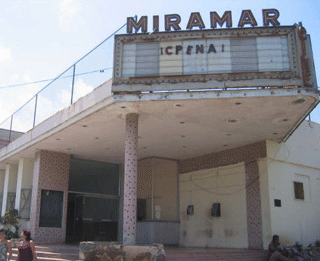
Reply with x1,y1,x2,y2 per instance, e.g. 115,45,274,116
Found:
0,67,112,89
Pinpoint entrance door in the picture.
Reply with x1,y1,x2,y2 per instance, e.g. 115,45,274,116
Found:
66,193,84,243
67,158,120,243
66,193,119,243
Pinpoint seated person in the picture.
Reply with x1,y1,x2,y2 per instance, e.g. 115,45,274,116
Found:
270,245,298,261
267,235,280,260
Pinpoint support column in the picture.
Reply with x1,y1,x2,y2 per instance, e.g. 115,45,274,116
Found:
123,113,139,245
1,164,18,216
0,169,5,215
245,160,263,249
15,158,34,231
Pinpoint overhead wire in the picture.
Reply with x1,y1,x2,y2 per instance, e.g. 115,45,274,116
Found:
0,67,112,89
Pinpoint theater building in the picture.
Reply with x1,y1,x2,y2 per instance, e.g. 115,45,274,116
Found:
0,21,319,250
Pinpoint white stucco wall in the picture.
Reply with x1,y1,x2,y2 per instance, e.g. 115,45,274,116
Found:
267,121,320,170
179,162,248,248
265,121,320,246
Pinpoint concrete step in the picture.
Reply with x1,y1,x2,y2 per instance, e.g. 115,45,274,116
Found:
12,246,79,261
11,244,269,261
164,247,268,261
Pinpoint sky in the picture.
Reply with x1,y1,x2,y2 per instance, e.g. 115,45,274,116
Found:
0,0,319,130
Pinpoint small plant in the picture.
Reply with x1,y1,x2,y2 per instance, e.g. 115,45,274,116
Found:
0,209,20,239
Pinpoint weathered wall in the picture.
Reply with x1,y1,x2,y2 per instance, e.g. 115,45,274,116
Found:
179,163,248,248
137,157,179,221
29,150,70,243
179,141,267,249
248,121,320,247
267,121,320,170
265,121,320,246
266,159,320,246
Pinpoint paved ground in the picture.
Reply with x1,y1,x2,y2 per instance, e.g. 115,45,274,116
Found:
164,245,268,261
12,243,268,260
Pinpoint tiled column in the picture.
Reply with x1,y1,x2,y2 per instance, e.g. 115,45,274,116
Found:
29,150,70,243
15,158,34,212
245,160,263,249
123,113,139,245
1,164,18,216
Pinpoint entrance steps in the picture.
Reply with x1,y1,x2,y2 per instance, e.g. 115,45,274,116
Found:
11,244,80,261
11,244,268,260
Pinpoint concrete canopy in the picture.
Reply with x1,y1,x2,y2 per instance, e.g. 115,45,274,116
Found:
0,80,318,168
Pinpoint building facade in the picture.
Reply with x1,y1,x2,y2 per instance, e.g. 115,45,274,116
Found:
0,22,319,249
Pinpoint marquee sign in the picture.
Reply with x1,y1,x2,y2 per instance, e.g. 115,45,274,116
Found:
112,24,317,93
126,9,281,34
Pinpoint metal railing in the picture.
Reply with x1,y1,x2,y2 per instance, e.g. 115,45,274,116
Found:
0,24,126,143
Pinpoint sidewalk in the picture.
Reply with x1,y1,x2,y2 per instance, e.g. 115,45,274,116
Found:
165,245,268,261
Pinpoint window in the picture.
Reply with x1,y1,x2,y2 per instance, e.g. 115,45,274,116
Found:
294,181,304,200
274,199,282,207
137,198,147,221
39,190,64,228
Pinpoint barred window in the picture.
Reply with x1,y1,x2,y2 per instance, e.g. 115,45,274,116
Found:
294,181,304,200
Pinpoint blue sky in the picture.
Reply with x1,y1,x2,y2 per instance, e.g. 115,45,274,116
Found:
0,0,319,126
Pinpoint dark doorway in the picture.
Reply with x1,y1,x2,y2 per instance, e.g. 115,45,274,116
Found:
66,158,120,243
66,193,119,243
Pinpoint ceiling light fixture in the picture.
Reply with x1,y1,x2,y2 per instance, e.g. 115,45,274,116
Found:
293,98,306,104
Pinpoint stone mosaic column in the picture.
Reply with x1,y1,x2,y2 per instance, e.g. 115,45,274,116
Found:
123,113,139,245
245,160,263,249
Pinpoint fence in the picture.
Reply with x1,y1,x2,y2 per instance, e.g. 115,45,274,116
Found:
0,24,126,143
